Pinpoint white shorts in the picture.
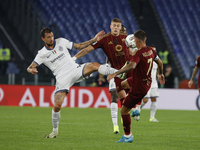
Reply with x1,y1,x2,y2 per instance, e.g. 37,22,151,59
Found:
109,78,116,92
55,63,86,94
144,87,159,98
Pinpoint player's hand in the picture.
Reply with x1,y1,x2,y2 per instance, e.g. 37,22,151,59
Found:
158,74,165,85
107,73,116,83
93,30,105,42
30,68,38,74
188,80,193,88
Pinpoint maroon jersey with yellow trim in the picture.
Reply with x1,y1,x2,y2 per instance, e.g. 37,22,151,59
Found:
91,33,130,69
195,56,200,86
130,46,157,93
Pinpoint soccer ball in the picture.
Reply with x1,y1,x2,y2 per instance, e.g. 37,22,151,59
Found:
125,34,136,48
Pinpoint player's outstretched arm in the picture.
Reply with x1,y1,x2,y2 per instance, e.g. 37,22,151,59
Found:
155,58,165,85
107,62,136,82
188,66,198,88
73,30,105,50
72,45,95,60
27,62,38,74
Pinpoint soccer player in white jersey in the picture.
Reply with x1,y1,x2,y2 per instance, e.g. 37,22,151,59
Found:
27,28,120,138
138,46,160,122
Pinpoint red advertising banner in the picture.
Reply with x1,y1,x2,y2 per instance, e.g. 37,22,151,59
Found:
0,85,117,108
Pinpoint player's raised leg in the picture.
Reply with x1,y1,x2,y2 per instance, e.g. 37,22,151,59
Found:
83,62,118,76
46,91,66,138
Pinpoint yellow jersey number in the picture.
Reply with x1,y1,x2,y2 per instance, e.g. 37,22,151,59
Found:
147,58,152,75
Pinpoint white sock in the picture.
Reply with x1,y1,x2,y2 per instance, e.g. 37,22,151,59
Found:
140,100,146,109
98,65,118,75
150,102,157,119
52,109,60,133
111,103,118,127
124,133,133,138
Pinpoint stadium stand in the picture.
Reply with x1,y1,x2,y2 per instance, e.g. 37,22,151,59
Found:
30,0,139,64
0,0,198,86
152,0,200,79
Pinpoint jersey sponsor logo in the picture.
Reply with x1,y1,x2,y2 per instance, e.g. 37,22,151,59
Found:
115,45,122,52
108,41,113,44
59,46,63,51
77,64,81,68
47,54,51,58
115,51,125,56
52,50,57,55
51,53,64,63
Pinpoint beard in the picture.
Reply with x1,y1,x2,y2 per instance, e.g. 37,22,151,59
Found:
46,41,54,47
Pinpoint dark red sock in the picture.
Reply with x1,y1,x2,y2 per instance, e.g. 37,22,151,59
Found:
122,114,131,135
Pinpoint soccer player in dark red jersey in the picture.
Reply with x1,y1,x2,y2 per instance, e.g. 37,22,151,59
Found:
98,25,128,134
73,18,134,133
188,55,200,93
107,30,165,143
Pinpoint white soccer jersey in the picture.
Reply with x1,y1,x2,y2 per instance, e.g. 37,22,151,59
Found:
34,38,76,78
151,61,158,88
33,38,86,93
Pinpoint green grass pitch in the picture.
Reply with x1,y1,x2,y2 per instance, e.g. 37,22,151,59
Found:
0,106,199,150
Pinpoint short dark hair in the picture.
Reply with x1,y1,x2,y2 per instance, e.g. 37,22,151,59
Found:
120,25,127,35
134,30,146,42
111,18,122,24
40,28,52,38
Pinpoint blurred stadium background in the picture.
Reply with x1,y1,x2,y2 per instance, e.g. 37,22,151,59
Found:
0,0,199,88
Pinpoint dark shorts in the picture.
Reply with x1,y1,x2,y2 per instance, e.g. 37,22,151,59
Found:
122,91,147,109
114,70,133,93
127,77,133,87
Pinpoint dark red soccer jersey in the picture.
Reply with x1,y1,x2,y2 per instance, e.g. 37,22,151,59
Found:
130,46,157,93
91,33,130,69
195,56,200,87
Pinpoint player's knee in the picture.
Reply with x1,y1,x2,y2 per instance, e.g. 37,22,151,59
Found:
143,98,148,103
151,98,157,102
120,105,130,115
89,62,100,70
120,107,128,115
111,90,119,103
121,81,128,89
54,103,62,112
